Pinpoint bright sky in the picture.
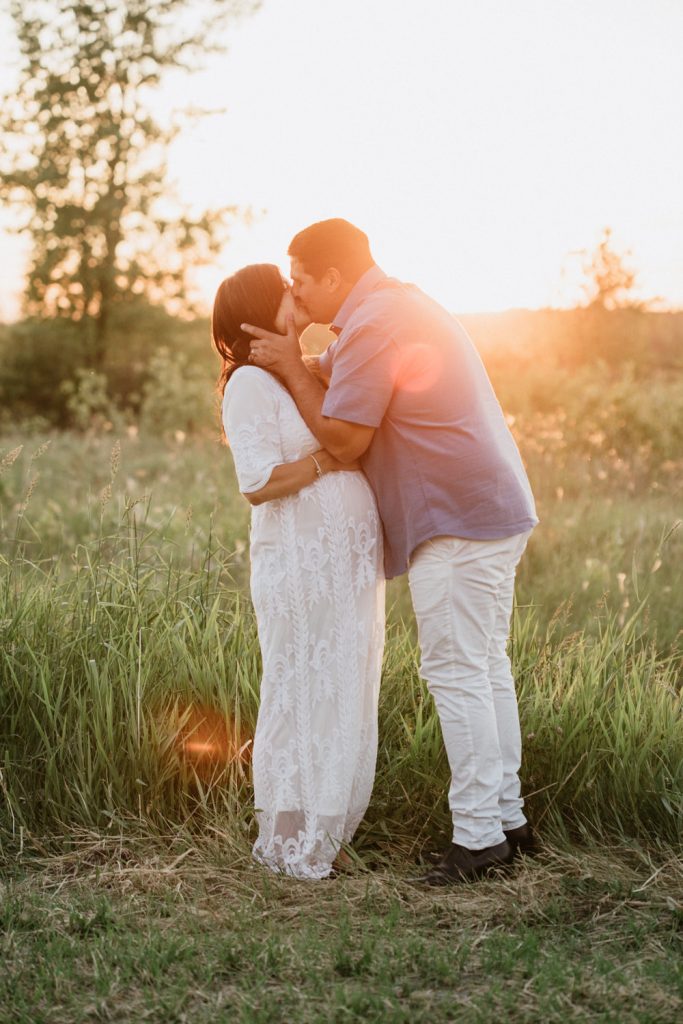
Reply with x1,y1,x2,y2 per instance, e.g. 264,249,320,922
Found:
1,0,682,320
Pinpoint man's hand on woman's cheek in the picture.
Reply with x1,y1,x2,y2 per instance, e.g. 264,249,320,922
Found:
241,316,304,375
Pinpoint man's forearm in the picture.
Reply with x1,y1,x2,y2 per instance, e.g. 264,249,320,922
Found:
303,354,329,385
283,360,338,449
283,363,373,461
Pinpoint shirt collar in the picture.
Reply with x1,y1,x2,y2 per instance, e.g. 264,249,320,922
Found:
331,265,387,334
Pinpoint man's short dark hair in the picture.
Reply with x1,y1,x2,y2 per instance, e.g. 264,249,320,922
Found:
288,218,374,282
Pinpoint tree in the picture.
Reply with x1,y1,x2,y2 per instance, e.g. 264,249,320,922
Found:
0,0,257,369
582,227,639,311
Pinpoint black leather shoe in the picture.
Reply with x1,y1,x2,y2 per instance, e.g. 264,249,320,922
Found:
413,839,514,886
504,823,538,857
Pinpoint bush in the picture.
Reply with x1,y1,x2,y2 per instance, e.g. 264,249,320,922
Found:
60,368,122,433
0,318,90,427
0,302,216,429
102,301,211,414
139,346,215,437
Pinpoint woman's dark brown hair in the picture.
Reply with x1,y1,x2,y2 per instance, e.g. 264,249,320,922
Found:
212,263,286,394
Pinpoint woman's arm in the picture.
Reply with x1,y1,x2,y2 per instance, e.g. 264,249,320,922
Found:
243,448,359,506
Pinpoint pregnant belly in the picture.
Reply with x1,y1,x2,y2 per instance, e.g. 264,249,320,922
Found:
250,470,379,549
249,469,383,622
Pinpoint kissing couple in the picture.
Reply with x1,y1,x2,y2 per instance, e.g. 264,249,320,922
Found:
212,219,538,883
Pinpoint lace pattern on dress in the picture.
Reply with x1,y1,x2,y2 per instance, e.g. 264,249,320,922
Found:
223,367,385,880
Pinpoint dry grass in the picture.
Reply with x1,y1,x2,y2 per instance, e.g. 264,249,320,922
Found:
2,834,681,1023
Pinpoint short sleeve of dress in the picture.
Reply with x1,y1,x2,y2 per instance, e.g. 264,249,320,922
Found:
222,368,282,493
321,323,398,428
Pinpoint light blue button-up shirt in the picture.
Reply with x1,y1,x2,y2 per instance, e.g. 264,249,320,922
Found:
318,266,538,579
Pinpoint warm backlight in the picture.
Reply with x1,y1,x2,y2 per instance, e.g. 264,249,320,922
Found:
174,703,252,767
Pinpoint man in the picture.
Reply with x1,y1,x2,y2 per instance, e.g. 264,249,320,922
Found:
242,218,538,884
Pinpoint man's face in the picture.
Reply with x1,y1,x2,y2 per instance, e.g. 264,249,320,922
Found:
289,257,341,325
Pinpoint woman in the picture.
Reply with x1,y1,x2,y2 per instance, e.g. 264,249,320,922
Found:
213,264,385,880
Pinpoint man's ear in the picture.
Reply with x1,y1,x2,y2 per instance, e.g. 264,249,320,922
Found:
325,267,343,292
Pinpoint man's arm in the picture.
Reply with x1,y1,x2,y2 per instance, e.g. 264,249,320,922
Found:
303,354,329,385
282,359,375,462
241,317,375,462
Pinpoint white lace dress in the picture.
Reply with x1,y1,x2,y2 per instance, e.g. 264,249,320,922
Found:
222,366,385,880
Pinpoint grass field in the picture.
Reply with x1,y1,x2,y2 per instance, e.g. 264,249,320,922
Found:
3,843,681,1023
1,351,682,1021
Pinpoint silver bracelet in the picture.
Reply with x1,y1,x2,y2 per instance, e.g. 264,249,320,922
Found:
309,454,323,479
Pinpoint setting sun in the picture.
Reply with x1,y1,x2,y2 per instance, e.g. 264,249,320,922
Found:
1,0,682,319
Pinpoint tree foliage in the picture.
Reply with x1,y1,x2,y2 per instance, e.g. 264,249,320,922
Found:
0,0,257,367
583,227,639,311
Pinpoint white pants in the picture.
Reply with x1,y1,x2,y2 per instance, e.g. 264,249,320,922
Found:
408,531,532,850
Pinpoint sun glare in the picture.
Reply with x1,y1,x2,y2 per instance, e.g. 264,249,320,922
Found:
0,0,681,319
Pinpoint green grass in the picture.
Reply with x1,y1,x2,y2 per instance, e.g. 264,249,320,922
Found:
0,419,681,851
1,843,681,1023
0,518,680,850
1,352,682,650
1,358,682,1021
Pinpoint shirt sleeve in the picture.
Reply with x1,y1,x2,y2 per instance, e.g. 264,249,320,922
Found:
221,369,282,493
321,322,398,427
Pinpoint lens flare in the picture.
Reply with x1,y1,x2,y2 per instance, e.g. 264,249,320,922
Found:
396,342,445,393
168,703,252,767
